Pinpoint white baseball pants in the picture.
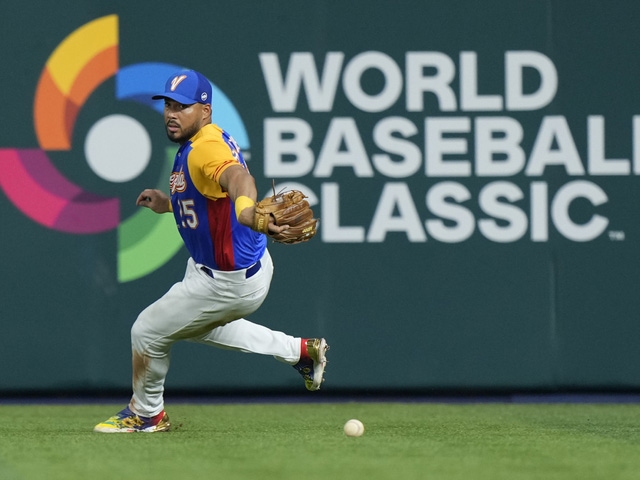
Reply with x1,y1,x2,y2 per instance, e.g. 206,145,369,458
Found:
129,249,301,417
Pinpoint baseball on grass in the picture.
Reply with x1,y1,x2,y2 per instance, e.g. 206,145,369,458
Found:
344,419,365,437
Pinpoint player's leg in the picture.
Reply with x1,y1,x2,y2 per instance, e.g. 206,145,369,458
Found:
187,249,301,363
191,319,329,391
191,319,300,362
129,258,272,414
190,248,329,390
94,256,271,432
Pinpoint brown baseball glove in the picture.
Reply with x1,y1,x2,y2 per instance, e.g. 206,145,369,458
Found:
253,190,318,244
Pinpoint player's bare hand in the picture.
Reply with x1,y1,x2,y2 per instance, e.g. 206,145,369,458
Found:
136,189,172,214
238,207,289,235
267,216,289,235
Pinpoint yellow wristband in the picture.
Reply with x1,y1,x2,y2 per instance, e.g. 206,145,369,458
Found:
235,196,255,220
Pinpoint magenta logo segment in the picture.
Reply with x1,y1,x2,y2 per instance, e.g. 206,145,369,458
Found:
0,149,120,233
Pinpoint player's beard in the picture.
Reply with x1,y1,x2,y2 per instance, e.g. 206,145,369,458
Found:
165,121,200,144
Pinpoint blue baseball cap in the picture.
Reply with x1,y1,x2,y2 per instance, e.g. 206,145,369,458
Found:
152,70,212,105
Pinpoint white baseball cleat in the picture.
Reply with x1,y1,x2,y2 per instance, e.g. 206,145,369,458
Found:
293,338,329,391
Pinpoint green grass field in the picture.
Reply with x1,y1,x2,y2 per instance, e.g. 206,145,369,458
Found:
1,402,640,480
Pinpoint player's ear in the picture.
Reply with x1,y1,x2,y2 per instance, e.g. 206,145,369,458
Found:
202,103,212,121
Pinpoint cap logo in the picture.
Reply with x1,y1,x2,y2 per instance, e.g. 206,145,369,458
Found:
201,92,208,101
170,75,187,91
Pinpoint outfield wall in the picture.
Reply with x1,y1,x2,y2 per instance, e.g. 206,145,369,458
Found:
2,1,640,393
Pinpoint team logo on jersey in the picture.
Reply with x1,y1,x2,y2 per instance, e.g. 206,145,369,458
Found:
170,168,187,194
0,15,250,283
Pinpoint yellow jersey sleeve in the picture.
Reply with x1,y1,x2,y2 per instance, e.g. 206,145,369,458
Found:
186,124,241,199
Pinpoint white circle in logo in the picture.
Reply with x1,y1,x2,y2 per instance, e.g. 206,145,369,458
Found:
84,114,151,183
201,92,208,101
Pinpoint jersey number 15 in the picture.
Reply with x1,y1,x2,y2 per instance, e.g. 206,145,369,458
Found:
178,199,199,229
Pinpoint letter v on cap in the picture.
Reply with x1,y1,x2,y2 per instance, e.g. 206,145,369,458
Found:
170,75,187,91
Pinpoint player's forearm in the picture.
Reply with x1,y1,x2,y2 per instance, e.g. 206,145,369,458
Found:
230,180,257,227
228,176,258,205
220,166,258,228
236,202,256,228
136,189,172,214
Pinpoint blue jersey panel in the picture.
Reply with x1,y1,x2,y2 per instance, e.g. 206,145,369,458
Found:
170,136,266,270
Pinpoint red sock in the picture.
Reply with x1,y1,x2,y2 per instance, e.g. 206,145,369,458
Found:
150,411,164,424
299,338,309,361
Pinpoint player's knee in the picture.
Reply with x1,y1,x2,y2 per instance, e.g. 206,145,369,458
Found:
130,313,149,351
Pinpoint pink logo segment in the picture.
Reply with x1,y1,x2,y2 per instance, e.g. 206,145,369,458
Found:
0,149,119,233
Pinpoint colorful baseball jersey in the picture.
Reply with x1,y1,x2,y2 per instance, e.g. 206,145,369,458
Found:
169,123,266,271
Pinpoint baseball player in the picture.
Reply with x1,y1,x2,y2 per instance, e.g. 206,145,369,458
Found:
94,69,328,433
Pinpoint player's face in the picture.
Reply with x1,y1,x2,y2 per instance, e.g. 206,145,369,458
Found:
163,100,208,144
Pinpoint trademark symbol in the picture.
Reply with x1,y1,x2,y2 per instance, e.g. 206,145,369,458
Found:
608,231,625,241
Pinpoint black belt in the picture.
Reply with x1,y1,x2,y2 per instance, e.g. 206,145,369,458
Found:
200,260,261,279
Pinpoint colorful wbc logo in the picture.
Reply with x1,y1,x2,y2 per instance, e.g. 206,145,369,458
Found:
0,15,249,282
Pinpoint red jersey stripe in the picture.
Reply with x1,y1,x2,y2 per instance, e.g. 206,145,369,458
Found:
207,197,235,270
